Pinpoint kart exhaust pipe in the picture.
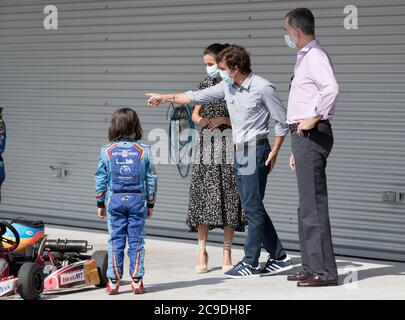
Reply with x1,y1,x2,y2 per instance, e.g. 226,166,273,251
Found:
44,239,93,253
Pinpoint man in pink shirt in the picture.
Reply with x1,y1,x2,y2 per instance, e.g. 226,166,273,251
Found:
284,8,339,287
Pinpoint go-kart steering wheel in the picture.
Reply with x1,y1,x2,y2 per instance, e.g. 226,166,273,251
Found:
0,220,20,253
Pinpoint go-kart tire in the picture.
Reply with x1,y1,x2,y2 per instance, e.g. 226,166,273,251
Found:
92,250,108,288
17,262,44,300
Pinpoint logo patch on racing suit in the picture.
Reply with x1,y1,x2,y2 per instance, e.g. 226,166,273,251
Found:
119,165,131,176
121,195,132,201
110,145,142,192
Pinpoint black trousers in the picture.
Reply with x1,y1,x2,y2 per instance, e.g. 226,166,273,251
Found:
291,121,338,281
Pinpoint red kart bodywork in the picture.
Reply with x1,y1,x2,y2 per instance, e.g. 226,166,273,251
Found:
44,259,101,291
0,255,18,297
0,219,108,300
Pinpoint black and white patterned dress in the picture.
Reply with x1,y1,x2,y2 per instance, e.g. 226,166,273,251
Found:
186,76,247,232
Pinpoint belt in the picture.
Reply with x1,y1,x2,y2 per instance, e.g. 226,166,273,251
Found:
288,119,330,132
112,189,142,194
233,138,269,151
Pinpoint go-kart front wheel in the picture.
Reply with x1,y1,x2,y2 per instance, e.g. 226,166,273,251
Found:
17,262,44,300
91,250,108,288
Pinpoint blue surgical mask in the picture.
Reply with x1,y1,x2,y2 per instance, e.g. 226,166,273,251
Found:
284,34,297,49
219,69,235,85
206,64,219,78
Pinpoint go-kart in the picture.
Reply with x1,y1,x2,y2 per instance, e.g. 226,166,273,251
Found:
0,218,108,300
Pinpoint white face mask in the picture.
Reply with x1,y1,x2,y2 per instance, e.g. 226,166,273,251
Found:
284,34,297,49
219,69,235,85
206,64,219,78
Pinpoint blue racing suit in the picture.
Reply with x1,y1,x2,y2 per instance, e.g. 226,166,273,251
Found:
94,140,157,281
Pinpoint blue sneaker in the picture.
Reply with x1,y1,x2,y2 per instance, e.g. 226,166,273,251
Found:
261,254,293,276
224,261,261,278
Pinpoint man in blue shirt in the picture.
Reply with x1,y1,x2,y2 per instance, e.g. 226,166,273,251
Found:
146,45,293,278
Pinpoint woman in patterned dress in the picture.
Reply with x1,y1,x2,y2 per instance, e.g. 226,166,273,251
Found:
186,43,247,273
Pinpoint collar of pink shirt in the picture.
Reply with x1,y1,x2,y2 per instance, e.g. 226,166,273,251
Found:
295,39,320,70
298,39,320,54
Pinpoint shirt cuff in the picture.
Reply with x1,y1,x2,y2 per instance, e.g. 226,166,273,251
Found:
275,123,289,137
185,90,195,104
308,109,321,118
315,109,331,120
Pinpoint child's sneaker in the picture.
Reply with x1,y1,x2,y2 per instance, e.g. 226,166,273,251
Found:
106,279,120,295
131,278,145,294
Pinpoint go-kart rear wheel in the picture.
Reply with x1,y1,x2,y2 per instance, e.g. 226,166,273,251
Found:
17,262,44,300
92,250,108,288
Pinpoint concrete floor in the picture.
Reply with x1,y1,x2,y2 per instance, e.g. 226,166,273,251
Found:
5,225,405,300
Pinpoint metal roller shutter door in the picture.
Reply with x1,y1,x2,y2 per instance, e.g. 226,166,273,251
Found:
0,0,404,261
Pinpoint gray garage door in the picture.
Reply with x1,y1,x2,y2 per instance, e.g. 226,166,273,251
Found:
0,0,404,261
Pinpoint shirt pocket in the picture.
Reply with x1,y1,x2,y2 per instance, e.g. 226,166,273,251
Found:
245,95,262,115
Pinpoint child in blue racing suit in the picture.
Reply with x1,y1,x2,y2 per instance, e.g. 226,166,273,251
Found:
94,108,157,295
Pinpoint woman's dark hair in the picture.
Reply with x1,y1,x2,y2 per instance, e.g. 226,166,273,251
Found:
108,108,143,142
203,43,230,57
285,8,315,36
216,44,252,75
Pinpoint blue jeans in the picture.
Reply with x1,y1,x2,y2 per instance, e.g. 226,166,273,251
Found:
106,192,146,281
233,141,285,267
